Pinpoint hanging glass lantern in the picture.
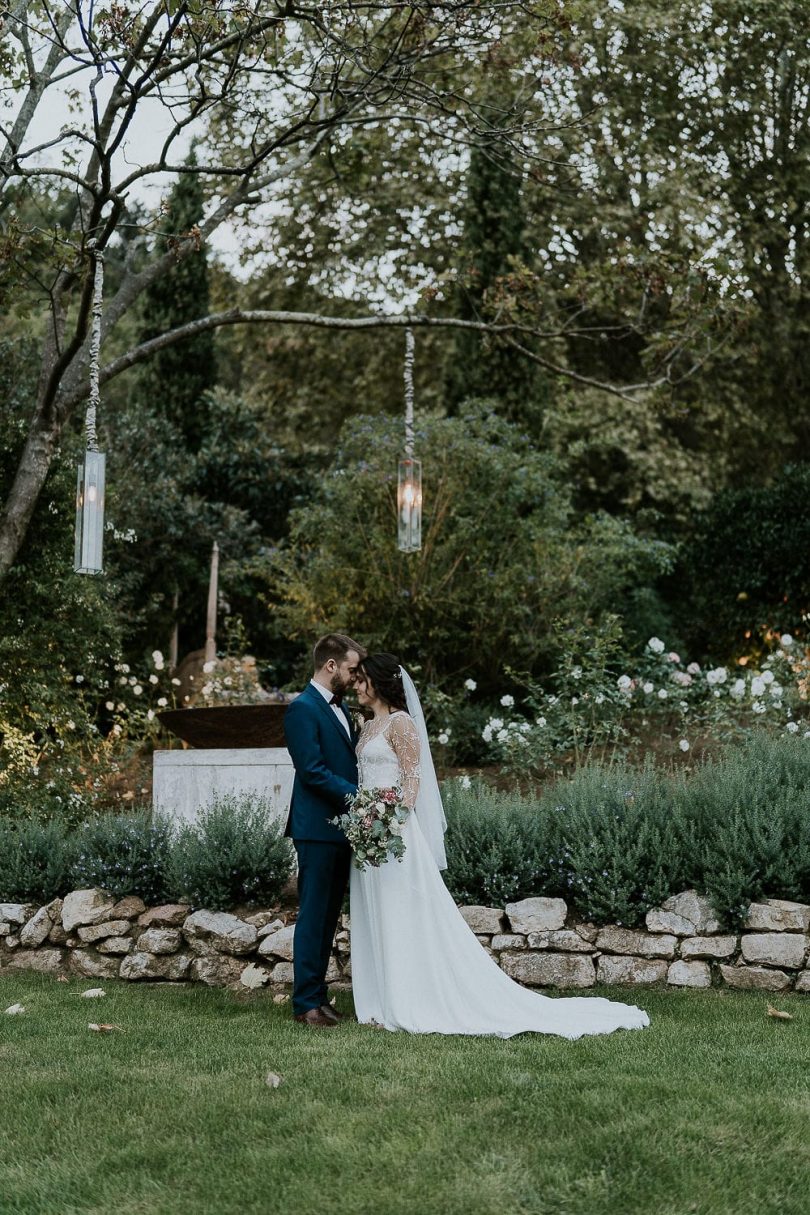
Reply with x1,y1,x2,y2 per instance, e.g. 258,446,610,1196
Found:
74,450,106,574
398,456,422,552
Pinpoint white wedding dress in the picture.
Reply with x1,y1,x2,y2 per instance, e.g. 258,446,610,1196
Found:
350,711,650,1038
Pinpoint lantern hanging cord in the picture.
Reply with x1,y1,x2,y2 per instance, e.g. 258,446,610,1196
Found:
403,326,415,458
85,244,104,454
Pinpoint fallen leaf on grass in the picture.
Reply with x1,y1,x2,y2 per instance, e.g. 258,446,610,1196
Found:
272,993,290,1004
4,1004,26,1015
55,975,70,983
265,1071,283,1089
240,964,271,990
71,988,106,999
766,1004,794,1021
88,1023,124,1032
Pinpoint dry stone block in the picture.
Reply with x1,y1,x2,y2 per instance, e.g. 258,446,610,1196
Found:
77,919,132,944
69,950,120,979
667,960,711,988
120,951,191,981
257,918,286,938
48,923,69,945
795,971,810,993
190,954,249,986
646,891,720,935
596,927,677,958
20,905,54,948
528,930,594,953
244,910,283,930
740,933,807,969
137,903,191,929
597,956,668,985
458,906,506,934
257,924,295,961
62,890,117,933
0,922,10,936
680,935,737,960
500,950,595,988
575,923,599,943
138,928,181,955
97,936,134,955
0,903,37,926
720,964,791,992
111,896,146,919
271,961,294,984
491,934,526,951
745,900,810,933
6,948,65,975
182,910,257,955
505,898,567,934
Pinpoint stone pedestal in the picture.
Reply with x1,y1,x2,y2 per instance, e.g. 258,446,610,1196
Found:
153,748,294,826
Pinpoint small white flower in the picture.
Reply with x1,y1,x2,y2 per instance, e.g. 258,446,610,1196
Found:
753,701,766,714
786,721,799,734
459,775,472,789
119,676,128,686
438,732,449,745
571,666,582,680
769,682,783,697
761,670,775,685
643,682,654,695
157,697,168,707
706,667,728,686
657,688,668,700
686,662,701,675
203,660,215,673
496,728,508,743
730,679,746,700
151,650,164,666
482,725,493,743
149,674,159,685
75,674,84,684
570,697,579,706
617,675,632,690
668,652,681,664
750,676,766,697
519,722,531,733
171,678,181,686
500,694,514,708
112,724,122,736
147,709,154,721
679,739,690,752
201,683,213,696
781,633,794,648
536,716,547,727
66,720,75,730
490,718,503,729
132,685,143,696
547,695,559,706
105,701,115,711
647,637,665,654
464,678,477,691
121,664,130,674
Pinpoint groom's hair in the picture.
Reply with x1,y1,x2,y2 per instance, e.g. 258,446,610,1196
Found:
313,633,365,670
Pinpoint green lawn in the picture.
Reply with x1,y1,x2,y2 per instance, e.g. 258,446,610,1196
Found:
0,976,808,1215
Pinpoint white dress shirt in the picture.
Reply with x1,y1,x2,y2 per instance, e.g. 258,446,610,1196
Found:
310,678,351,736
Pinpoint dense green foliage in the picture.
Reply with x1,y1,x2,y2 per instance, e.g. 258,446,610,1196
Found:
69,811,175,904
167,795,294,911
443,735,810,927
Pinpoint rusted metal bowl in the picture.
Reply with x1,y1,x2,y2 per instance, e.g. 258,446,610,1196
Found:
156,702,293,749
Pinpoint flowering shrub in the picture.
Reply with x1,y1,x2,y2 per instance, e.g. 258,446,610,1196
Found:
0,816,76,903
69,811,175,903
480,628,809,776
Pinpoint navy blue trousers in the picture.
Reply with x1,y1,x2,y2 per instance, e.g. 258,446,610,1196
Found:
292,840,351,1015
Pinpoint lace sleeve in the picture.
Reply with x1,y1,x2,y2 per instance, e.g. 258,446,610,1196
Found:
387,713,421,809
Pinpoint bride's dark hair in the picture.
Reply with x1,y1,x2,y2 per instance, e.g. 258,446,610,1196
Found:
358,652,408,714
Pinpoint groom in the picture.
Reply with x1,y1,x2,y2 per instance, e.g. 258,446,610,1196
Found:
283,633,365,1028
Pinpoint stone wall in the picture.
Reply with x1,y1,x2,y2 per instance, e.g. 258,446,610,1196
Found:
2,888,809,994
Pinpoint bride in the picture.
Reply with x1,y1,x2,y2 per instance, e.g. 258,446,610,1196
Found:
349,653,650,1039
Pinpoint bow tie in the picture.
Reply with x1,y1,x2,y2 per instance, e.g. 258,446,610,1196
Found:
330,693,344,707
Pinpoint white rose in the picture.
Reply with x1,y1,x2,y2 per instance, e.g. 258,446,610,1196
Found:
147,709,154,721
750,676,766,697
781,634,794,648
482,725,493,743
571,697,579,706
500,694,514,707
686,662,701,675
171,678,181,686
132,685,143,696
105,701,115,711
490,718,503,729
121,664,130,674
658,688,668,700
459,775,472,789
497,729,508,743
157,697,168,707
152,650,164,665
536,716,547,727
679,739,690,752
617,675,632,690
761,670,774,685
594,694,605,705
203,660,215,673
753,701,766,714
647,637,665,654
730,679,746,699
438,732,449,745
786,721,799,734
464,678,477,691
149,674,159,684
769,683,783,697
201,683,213,695
643,682,654,695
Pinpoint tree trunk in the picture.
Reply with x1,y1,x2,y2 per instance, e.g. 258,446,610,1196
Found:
0,410,61,583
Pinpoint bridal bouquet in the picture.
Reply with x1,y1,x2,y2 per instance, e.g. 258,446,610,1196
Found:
338,786,409,871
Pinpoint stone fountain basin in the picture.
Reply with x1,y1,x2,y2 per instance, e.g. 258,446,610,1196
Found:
157,703,292,749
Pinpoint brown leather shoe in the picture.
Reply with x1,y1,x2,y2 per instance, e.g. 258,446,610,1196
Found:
320,1003,345,1023
294,1008,338,1029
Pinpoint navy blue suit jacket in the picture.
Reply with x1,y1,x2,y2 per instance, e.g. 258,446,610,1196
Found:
283,683,359,843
